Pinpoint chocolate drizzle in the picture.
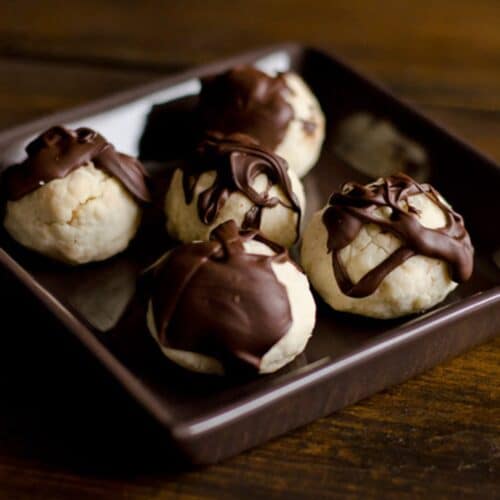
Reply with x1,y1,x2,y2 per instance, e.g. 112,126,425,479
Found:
181,133,301,239
150,220,292,369
198,66,294,150
322,173,474,298
3,126,151,202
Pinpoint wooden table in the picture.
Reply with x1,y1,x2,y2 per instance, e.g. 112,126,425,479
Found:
0,2,499,498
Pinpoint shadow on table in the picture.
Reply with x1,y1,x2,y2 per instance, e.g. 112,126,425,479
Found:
0,269,198,480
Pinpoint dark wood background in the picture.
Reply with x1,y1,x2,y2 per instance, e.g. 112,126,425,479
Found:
0,1,499,498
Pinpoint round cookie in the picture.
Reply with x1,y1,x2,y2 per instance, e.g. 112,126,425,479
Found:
2,126,151,265
147,220,316,375
301,173,474,319
165,133,305,247
198,65,325,178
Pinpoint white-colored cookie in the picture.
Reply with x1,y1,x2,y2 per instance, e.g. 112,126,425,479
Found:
4,162,141,265
165,166,305,248
301,191,457,319
275,72,325,178
147,239,316,375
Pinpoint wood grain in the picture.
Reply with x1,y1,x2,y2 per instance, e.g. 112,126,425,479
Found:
1,1,500,109
0,1,499,498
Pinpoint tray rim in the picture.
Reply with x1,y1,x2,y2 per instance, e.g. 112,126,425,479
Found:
1,42,499,454
173,289,499,438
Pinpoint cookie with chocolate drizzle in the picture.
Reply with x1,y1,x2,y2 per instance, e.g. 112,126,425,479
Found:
164,133,304,248
2,126,150,265
302,173,474,319
147,220,316,375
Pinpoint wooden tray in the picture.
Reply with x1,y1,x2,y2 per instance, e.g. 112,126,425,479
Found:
0,44,498,464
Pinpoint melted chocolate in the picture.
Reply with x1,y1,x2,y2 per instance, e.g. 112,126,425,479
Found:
3,126,151,202
198,66,294,150
181,133,301,240
322,173,474,298
150,220,292,369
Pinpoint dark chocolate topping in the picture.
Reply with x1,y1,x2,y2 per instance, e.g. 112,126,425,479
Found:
322,173,474,298
198,66,294,150
181,133,301,240
3,126,151,202
150,220,292,369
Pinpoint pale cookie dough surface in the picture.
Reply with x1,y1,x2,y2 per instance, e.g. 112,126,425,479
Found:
165,166,305,248
301,192,457,319
147,239,316,375
275,72,325,178
4,162,141,265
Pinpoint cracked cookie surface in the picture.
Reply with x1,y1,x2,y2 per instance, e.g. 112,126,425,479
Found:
4,162,141,264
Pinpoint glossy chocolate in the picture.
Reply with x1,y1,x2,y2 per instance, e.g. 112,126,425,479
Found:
3,126,151,202
198,66,294,150
150,220,292,369
322,173,474,298
180,133,301,239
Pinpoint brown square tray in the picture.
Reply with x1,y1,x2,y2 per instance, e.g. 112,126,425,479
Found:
0,44,499,464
